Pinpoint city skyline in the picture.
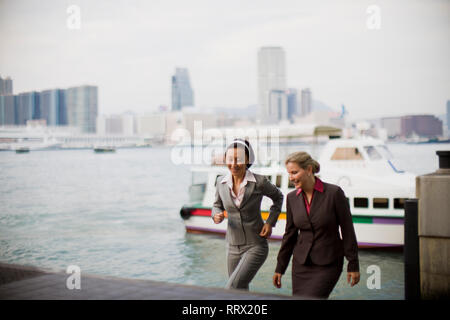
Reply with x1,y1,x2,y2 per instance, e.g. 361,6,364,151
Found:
0,0,449,120
0,84,98,133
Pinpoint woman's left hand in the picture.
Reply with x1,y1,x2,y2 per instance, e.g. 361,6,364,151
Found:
259,223,272,238
347,272,360,287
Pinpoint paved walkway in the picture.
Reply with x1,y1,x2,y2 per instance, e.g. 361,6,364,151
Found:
0,263,295,300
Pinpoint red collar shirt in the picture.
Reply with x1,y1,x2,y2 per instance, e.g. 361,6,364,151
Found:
296,177,324,215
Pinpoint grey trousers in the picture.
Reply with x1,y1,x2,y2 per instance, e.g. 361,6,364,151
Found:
225,241,268,290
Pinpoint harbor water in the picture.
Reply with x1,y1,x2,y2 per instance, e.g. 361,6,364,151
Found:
0,143,448,299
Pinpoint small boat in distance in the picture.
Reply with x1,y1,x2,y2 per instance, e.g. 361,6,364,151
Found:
93,146,116,153
15,146,30,153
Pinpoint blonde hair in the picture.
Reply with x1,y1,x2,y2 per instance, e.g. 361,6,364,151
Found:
285,151,320,174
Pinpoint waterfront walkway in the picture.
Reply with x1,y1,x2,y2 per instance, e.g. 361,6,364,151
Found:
0,263,294,300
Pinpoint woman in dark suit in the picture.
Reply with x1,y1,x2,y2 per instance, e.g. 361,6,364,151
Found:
273,151,360,299
212,139,283,290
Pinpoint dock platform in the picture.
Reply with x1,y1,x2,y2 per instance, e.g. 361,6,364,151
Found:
0,263,295,300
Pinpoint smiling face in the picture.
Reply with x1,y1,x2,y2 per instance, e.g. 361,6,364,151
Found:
225,147,247,178
286,161,312,189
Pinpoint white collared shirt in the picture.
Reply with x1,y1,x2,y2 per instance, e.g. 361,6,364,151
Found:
221,170,256,208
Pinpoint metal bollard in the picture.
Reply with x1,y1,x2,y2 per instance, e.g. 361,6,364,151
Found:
404,198,420,300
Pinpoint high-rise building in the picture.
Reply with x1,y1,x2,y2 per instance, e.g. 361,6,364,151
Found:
258,47,286,124
0,96,3,125
58,89,67,125
0,75,13,95
286,88,298,121
66,85,98,133
0,95,6,125
400,115,443,138
268,90,288,121
0,75,15,126
301,88,312,116
39,89,62,126
16,91,40,125
0,95,17,125
171,68,194,111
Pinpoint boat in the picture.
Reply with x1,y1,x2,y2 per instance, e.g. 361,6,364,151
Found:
180,137,415,248
93,146,116,153
15,146,30,153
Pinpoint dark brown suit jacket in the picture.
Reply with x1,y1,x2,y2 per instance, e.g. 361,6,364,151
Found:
275,181,359,274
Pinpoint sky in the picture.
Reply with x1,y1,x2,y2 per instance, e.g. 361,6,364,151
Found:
0,0,449,120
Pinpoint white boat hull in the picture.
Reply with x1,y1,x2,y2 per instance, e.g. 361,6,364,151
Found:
182,209,404,247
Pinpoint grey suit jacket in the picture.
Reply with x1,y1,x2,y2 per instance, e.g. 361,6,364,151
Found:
211,172,284,245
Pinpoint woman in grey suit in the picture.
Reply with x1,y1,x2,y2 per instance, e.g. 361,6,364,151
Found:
212,139,283,290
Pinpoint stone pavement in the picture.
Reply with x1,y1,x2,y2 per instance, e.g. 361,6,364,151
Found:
0,263,296,300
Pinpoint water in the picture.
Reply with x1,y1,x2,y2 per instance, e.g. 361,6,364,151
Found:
0,143,448,299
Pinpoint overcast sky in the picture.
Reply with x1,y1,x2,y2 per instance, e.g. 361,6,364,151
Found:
0,0,449,120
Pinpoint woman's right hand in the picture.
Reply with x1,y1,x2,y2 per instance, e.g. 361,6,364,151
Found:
273,273,282,288
213,212,225,224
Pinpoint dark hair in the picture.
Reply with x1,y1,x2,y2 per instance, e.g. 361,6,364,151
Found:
225,139,253,169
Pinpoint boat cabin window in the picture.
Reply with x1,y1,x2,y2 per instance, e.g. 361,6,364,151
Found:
331,147,364,160
364,146,382,160
190,172,208,202
373,198,389,209
354,197,369,208
394,198,405,209
276,175,282,188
